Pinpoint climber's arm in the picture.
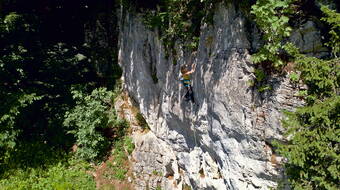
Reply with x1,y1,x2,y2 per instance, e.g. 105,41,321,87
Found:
186,63,196,74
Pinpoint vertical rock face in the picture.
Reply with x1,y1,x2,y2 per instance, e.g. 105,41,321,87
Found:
118,3,304,190
290,20,329,58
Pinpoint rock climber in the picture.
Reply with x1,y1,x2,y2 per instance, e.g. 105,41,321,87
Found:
180,63,196,103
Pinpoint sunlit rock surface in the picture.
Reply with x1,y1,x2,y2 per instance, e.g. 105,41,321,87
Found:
118,3,306,190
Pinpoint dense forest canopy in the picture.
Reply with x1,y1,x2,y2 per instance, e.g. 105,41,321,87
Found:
0,0,339,189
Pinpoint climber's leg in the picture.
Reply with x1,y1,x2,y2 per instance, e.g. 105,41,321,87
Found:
189,86,195,103
182,84,191,101
184,88,190,101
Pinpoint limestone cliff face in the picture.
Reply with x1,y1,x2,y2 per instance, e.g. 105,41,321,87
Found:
117,3,310,190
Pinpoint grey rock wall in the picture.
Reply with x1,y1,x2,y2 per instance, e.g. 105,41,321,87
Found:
118,3,305,190
290,20,329,58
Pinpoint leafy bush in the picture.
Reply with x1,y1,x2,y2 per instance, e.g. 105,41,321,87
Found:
251,0,295,67
0,8,122,164
0,13,43,154
0,159,95,190
63,87,127,161
0,93,42,151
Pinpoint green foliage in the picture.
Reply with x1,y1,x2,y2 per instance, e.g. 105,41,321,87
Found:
124,136,135,155
277,96,340,190
106,136,134,180
289,72,299,82
0,93,42,150
321,5,340,57
141,0,220,53
251,1,340,189
1,12,29,33
294,56,338,104
254,68,266,82
152,170,163,176
63,87,127,161
251,0,295,67
0,159,96,190
135,111,149,130
0,142,69,177
258,85,272,92
279,51,339,189
183,184,192,190
274,4,340,189
0,8,121,165
0,2,124,189
252,68,273,92
277,52,339,190
0,12,40,152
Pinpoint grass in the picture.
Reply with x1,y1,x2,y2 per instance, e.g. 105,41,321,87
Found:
105,136,135,181
258,85,272,92
100,184,115,190
124,137,135,155
152,170,163,176
183,184,192,190
0,158,96,190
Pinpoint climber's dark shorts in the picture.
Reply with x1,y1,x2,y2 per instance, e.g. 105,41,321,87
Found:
183,79,190,87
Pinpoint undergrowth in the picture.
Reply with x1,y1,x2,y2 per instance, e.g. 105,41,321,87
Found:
63,87,129,161
104,136,135,181
0,158,95,190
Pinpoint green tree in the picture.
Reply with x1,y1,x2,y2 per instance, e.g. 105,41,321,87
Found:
321,5,340,57
0,12,43,159
0,0,122,182
64,87,128,161
251,0,295,67
278,96,340,190
274,4,340,190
